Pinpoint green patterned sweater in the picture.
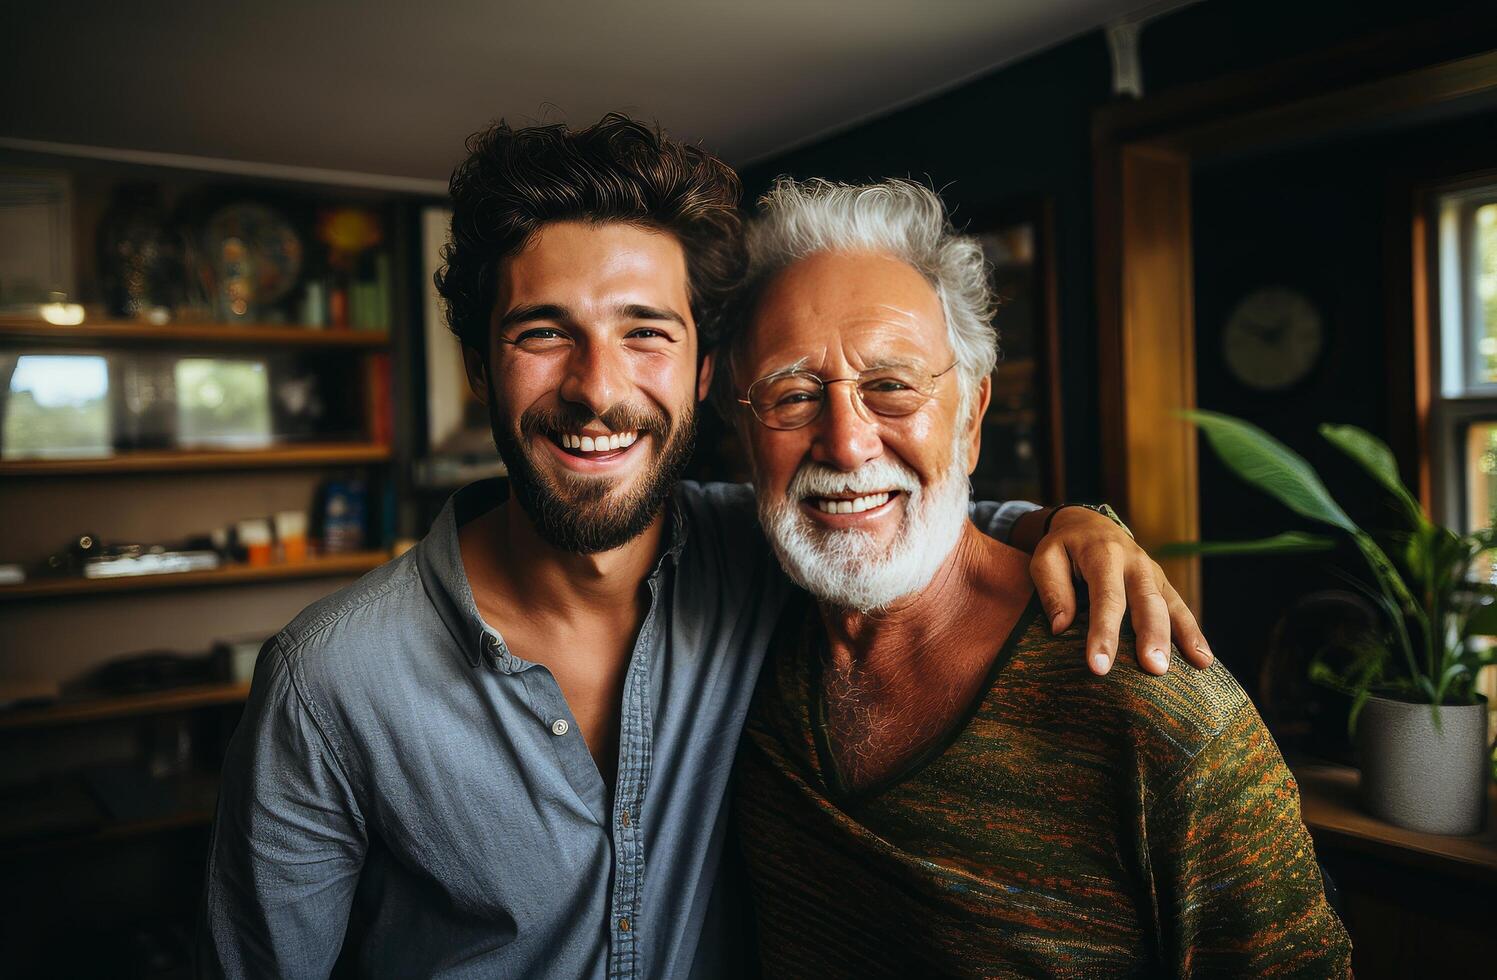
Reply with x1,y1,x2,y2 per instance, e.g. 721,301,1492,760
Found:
734,593,1352,978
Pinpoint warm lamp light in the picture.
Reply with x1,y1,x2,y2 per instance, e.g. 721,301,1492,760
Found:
40,301,86,326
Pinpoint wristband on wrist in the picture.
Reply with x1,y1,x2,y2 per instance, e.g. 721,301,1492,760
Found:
1042,502,1133,538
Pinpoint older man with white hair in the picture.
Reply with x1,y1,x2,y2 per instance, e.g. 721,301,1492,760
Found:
726,178,1351,977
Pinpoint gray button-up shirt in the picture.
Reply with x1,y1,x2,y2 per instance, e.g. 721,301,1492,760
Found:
199,480,1033,979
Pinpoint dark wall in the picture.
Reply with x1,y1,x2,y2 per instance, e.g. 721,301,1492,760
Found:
1139,0,1485,93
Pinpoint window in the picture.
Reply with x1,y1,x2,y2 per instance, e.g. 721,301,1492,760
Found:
1433,186,1497,532
1432,185,1497,716
1,353,112,458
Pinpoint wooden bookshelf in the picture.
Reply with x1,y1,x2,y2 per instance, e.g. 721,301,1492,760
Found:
0,549,387,601
0,442,390,476
0,682,251,731
0,315,389,348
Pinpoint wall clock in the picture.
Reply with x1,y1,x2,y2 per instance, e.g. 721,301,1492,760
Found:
1221,286,1324,390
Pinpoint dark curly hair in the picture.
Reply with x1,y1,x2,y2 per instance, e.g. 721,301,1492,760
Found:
435,113,745,355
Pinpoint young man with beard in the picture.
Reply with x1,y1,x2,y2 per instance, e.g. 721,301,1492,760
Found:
728,178,1351,977
199,116,1211,979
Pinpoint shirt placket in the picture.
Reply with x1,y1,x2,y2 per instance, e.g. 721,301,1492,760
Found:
607,567,661,980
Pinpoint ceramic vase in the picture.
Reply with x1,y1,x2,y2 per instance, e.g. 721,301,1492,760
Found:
1357,694,1489,836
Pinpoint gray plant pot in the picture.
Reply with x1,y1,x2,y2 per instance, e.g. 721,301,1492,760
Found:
1356,694,1489,836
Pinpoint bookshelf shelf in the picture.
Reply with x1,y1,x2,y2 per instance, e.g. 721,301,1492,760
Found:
0,442,390,476
0,315,390,348
0,683,252,731
0,550,387,601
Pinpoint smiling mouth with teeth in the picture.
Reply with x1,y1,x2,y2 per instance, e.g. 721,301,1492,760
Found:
554,430,640,455
808,491,894,515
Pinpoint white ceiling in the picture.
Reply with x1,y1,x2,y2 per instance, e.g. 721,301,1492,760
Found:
1,1,1155,189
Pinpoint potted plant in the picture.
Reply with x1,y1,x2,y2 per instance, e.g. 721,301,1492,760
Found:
1164,410,1493,835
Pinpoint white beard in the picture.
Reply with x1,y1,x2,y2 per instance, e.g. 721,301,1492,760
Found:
757,431,972,613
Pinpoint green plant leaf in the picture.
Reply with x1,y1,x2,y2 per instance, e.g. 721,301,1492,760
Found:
1349,532,1422,667
1347,686,1372,737
1318,424,1428,529
1439,661,1473,690
1181,411,1357,532
1153,532,1337,558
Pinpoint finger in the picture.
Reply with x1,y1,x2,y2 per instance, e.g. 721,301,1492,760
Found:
1125,566,1171,676
1029,544,1078,634
1162,579,1213,669
1084,576,1126,676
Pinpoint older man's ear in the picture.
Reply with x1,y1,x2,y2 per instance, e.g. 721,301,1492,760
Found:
965,375,992,474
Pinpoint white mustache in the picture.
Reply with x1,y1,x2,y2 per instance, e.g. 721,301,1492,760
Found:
786,459,921,500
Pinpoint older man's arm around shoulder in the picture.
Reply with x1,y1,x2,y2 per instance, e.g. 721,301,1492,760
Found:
196,636,367,979
1147,684,1352,977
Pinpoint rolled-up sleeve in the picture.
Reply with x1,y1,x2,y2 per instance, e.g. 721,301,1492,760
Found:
197,637,367,979
970,499,1041,544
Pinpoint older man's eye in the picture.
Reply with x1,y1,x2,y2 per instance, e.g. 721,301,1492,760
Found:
863,377,914,392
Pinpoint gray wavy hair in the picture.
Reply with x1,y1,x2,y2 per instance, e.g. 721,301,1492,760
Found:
717,177,998,415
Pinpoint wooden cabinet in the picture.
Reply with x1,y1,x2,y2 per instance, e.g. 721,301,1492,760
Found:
1294,762,1497,978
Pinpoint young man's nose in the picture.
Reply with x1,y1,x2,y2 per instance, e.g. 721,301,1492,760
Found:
809,382,883,472
558,343,627,418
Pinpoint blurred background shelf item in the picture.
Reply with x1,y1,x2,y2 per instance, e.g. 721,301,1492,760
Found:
0,549,387,600
0,314,391,348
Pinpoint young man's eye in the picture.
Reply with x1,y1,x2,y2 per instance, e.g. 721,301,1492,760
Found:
627,328,672,341
508,328,572,351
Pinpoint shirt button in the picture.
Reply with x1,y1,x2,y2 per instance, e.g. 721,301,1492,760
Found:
618,917,631,932
550,719,569,736
619,809,631,828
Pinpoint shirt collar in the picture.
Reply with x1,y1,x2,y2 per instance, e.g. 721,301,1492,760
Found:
414,478,690,672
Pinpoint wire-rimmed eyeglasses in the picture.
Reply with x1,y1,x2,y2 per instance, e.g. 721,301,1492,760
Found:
737,362,957,430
